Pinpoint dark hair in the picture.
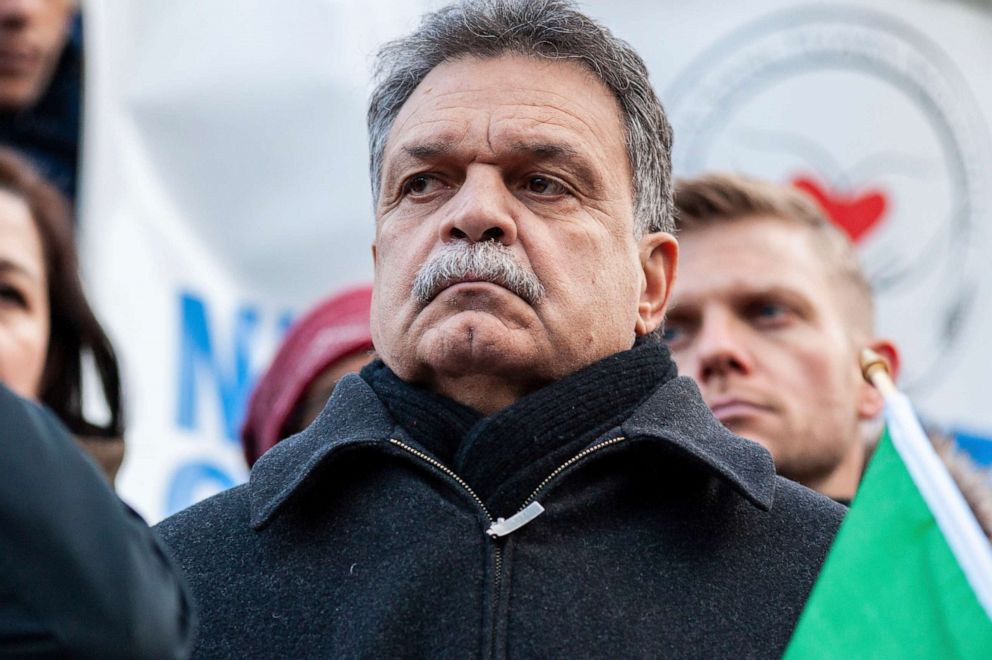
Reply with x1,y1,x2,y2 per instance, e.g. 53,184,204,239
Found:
368,0,674,235
0,148,123,437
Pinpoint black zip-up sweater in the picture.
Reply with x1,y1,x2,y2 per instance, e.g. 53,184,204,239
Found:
157,341,844,659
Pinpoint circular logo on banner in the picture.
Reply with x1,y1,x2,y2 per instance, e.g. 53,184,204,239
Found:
665,7,990,394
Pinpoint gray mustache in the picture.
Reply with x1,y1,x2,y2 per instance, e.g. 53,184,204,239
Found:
412,241,546,305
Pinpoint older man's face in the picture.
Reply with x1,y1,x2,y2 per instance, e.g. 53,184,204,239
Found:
0,0,76,110
371,55,673,410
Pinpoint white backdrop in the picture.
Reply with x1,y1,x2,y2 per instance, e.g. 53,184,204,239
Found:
80,0,992,522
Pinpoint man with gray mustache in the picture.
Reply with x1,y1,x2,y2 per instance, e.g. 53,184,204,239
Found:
156,1,844,657
413,241,545,307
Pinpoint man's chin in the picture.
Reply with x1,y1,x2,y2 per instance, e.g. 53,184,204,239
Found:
417,316,538,374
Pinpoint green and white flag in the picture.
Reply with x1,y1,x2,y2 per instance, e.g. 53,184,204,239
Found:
785,389,992,658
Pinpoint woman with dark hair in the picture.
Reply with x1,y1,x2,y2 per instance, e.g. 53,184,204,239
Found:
0,147,124,480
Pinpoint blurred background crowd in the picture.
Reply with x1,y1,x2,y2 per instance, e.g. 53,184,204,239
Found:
2,0,991,523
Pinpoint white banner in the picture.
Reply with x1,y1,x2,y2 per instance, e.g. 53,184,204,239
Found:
80,0,992,522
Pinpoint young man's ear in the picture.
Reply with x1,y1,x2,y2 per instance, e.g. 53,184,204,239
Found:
857,338,900,420
635,232,678,336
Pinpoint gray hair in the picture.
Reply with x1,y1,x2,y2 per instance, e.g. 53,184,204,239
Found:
412,240,545,305
367,0,674,236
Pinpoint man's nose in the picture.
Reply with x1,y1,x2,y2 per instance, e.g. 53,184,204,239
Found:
439,165,518,245
695,310,753,382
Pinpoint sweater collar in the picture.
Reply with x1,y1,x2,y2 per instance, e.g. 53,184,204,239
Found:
451,337,676,513
359,337,676,508
359,359,481,466
249,350,776,528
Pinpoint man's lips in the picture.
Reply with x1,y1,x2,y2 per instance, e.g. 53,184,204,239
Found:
708,398,773,423
431,278,511,301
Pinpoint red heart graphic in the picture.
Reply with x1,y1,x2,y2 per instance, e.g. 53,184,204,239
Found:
791,176,887,243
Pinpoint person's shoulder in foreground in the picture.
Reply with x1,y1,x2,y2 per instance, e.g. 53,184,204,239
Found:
0,384,196,659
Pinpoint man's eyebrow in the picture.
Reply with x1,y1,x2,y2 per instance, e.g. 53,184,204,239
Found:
509,141,599,186
738,285,809,303
729,285,816,315
509,141,579,159
380,141,456,188
403,141,456,161
385,139,601,187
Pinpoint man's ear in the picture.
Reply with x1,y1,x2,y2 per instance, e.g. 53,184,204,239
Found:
857,338,900,420
371,243,377,268
635,232,678,336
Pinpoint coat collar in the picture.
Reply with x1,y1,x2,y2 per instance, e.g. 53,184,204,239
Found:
622,376,776,510
248,375,396,529
249,373,777,529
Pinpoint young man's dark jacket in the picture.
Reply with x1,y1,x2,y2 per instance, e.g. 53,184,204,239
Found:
156,340,844,658
0,384,196,659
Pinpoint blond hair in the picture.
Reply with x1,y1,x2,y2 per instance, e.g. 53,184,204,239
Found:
674,172,875,337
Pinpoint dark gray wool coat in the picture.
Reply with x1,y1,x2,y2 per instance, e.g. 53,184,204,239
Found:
157,365,844,659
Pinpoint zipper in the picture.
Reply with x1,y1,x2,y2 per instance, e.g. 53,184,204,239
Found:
390,435,627,532
518,435,626,511
389,437,505,656
390,434,627,657
389,438,494,525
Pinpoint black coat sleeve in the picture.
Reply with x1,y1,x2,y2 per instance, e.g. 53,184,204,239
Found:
0,384,196,659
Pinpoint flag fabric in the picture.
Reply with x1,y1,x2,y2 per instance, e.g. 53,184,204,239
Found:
784,391,992,658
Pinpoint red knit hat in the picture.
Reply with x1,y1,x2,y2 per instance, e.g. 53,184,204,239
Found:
241,285,373,467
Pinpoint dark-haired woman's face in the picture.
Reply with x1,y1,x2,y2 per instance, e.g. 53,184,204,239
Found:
0,189,49,399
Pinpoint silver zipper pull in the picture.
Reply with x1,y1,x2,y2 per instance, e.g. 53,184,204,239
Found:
486,501,545,538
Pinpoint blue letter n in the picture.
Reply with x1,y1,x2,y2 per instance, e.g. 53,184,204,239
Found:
176,290,259,443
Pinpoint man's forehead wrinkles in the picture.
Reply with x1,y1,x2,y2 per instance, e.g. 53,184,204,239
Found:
390,109,473,144
405,89,612,138
393,84,618,152
494,105,629,189
385,120,471,168
389,94,484,147
392,124,593,164
416,81,605,109
493,100,614,137
507,141,578,158
488,111,616,163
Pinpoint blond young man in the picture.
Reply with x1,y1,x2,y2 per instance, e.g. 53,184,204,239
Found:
665,173,899,502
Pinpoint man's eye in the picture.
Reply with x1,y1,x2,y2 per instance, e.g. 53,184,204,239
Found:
757,304,783,316
525,176,567,196
402,174,445,197
751,303,791,324
660,323,686,347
